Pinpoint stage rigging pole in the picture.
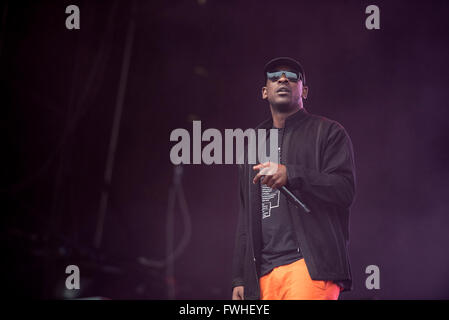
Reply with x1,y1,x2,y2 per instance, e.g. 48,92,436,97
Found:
94,14,135,249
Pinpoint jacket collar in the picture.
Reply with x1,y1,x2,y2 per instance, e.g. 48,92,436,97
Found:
256,107,308,129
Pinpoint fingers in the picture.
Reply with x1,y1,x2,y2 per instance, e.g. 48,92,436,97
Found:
254,174,281,189
270,181,281,189
253,165,267,183
254,173,275,186
253,172,263,184
266,176,281,189
253,162,279,184
238,287,244,300
253,162,270,171
262,175,274,187
232,287,244,300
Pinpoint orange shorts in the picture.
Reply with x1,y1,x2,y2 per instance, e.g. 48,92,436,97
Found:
260,258,342,300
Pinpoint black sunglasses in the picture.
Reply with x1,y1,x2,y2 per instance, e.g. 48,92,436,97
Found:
267,70,302,82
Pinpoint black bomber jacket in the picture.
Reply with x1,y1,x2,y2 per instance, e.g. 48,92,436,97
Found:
231,107,357,300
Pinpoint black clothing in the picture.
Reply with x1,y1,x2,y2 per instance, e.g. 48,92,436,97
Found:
260,127,302,276
231,108,357,300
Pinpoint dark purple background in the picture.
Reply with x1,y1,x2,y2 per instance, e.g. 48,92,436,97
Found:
2,0,449,299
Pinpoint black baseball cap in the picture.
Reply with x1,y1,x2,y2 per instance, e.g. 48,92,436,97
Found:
264,57,306,84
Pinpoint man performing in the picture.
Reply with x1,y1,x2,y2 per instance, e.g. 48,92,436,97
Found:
231,57,356,300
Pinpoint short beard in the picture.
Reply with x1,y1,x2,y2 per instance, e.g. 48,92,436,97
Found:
270,101,299,113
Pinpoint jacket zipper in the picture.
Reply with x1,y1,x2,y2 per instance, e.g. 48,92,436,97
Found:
249,164,260,298
252,246,260,297
279,127,302,255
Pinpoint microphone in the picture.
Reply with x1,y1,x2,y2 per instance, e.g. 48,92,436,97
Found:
279,186,311,213
258,171,311,213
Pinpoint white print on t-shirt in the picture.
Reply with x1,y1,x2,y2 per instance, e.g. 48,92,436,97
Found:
261,184,280,219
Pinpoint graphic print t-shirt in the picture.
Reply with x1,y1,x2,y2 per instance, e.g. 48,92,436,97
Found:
260,127,302,276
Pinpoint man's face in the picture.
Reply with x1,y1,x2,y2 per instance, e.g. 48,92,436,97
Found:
262,65,307,112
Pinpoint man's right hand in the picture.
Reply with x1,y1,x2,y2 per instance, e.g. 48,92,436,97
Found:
232,286,244,300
